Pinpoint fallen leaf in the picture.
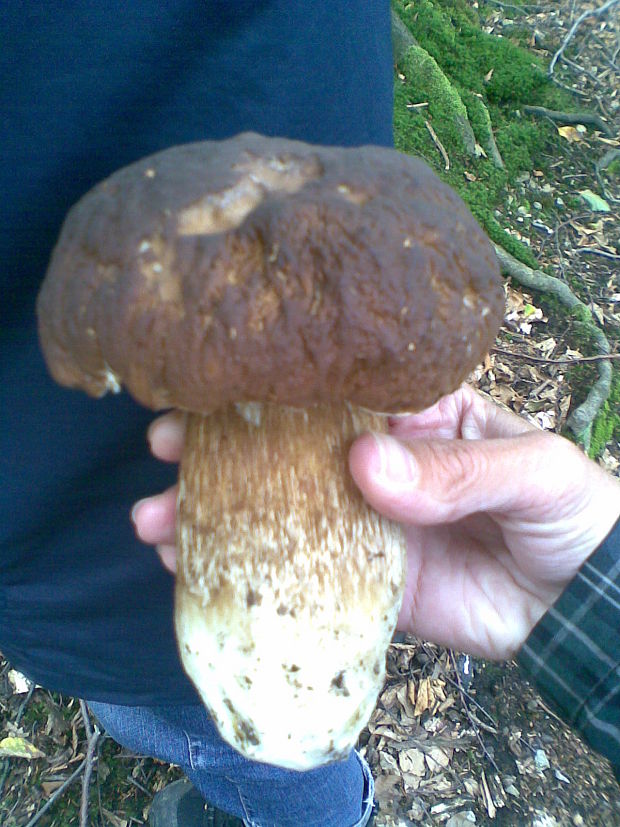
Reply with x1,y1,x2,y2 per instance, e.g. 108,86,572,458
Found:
425,745,452,772
579,189,611,212
101,809,129,827
379,751,399,772
7,668,33,695
0,735,46,759
42,780,66,796
557,125,583,143
414,677,433,716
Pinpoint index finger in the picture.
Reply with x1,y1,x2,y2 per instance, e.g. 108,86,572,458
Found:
388,384,536,442
147,411,186,462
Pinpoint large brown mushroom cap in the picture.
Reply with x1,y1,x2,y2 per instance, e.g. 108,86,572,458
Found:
37,132,503,414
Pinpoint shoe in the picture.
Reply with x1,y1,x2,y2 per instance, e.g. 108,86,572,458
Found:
149,778,245,826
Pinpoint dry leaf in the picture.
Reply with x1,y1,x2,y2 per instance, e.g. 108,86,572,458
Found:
480,770,497,818
425,745,452,772
42,780,66,796
413,677,433,716
557,125,583,143
380,751,399,772
7,668,33,695
402,771,422,791
0,735,46,759
101,809,129,827
399,748,426,776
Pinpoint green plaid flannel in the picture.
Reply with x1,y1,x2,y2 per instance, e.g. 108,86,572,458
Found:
517,519,620,782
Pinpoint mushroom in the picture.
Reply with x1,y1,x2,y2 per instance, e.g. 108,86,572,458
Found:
37,133,504,770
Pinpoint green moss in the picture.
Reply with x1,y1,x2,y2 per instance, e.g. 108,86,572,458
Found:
570,304,594,326
589,372,620,458
495,120,551,178
396,45,476,164
606,156,620,176
392,0,579,270
394,0,551,106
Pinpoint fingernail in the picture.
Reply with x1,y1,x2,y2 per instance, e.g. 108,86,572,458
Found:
371,433,418,485
130,498,148,526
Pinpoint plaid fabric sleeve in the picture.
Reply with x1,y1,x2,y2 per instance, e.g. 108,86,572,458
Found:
517,517,620,782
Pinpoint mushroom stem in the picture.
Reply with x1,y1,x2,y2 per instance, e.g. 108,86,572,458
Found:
175,402,406,770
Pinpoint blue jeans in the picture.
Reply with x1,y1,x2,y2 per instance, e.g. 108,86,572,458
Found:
88,701,374,827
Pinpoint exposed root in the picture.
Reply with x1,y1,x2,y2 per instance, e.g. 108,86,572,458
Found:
493,244,612,449
523,105,614,138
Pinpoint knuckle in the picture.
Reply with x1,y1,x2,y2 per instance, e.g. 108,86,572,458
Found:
430,440,487,500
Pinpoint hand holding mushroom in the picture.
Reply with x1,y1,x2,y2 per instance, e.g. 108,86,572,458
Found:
138,384,620,663
37,133,504,769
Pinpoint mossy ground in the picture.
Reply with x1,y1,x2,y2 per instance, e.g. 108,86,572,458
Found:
589,372,620,459
392,0,619,457
392,0,570,264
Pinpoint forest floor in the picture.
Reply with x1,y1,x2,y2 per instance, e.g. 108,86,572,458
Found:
1,1,619,825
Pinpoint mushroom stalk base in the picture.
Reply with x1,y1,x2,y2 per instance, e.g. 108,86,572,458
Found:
175,403,406,770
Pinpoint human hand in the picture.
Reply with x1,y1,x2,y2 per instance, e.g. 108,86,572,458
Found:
132,387,620,661
349,384,620,660
131,411,185,575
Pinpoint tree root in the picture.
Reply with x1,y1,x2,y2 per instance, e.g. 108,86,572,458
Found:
389,5,613,450
523,104,614,138
493,244,612,449
391,7,419,64
471,96,505,169
391,10,504,167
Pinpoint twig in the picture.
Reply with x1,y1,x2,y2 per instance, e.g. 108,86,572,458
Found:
447,652,501,774
590,32,620,72
421,642,498,728
127,774,153,797
577,248,620,260
79,700,101,827
492,346,620,365
561,55,605,88
493,244,613,447
523,104,613,137
549,0,620,76
485,0,543,11
424,119,450,170
15,685,36,726
0,684,37,800
23,759,86,827
549,74,591,98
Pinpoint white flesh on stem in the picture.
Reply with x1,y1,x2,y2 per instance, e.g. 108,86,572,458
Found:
175,402,406,770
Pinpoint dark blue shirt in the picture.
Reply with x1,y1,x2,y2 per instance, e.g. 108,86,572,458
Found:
1,1,393,704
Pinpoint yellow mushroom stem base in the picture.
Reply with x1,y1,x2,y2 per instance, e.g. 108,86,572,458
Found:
175,402,406,770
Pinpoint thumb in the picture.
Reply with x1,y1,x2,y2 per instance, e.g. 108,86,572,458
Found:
349,429,576,527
